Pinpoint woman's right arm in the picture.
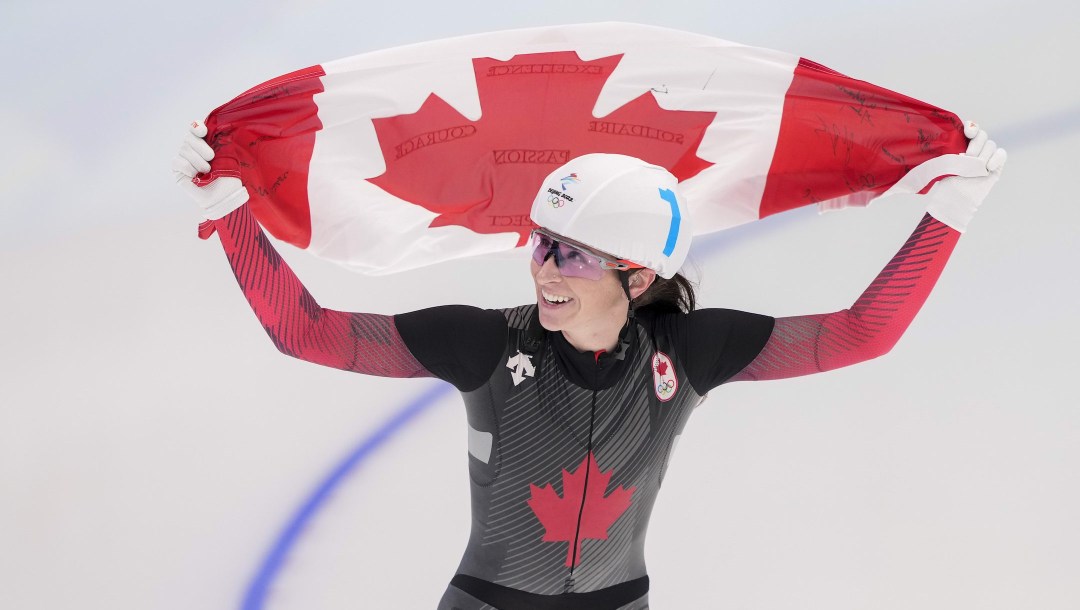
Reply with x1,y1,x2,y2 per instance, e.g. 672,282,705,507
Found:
174,120,431,378
208,205,432,378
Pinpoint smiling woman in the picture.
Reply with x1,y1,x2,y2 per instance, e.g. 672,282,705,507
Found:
526,154,686,353
174,115,1004,607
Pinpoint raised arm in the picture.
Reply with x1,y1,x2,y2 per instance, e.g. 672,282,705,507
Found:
731,213,955,381
731,123,1006,382
210,206,433,377
174,121,431,378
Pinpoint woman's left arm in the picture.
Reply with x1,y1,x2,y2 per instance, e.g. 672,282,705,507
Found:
730,124,1006,382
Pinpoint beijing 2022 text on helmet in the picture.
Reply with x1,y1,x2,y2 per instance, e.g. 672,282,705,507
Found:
529,153,692,279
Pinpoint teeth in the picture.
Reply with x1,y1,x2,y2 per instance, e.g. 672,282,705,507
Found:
542,291,572,304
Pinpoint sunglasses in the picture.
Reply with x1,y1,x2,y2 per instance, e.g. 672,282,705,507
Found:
529,229,643,280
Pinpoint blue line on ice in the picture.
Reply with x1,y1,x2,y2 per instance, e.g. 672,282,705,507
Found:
241,381,453,610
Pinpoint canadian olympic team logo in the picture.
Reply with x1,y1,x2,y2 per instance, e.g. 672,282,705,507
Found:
651,351,677,402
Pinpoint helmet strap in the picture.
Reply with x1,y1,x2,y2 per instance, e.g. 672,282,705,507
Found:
618,270,633,301
612,307,635,361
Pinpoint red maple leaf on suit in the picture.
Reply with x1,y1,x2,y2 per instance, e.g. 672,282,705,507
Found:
527,452,636,567
655,360,669,376
368,51,717,245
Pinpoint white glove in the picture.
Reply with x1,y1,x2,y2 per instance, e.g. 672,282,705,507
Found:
924,121,1007,232
172,121,249,220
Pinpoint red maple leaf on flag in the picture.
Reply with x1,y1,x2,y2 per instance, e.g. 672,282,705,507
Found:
527,452,636,567
368,51,717,246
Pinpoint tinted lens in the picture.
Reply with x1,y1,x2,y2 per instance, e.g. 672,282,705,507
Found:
530,232,555,266
553,243,605,279
530,232,605,280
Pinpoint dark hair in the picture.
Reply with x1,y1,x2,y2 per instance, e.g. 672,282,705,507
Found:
624,271,697,314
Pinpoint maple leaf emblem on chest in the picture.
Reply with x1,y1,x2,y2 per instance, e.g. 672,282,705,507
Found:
368,51,716,245
527,452,636,567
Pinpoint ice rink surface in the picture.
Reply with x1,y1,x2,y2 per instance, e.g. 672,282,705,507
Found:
2,1,1078,608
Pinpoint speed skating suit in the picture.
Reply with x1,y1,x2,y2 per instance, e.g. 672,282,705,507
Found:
204,206,961,609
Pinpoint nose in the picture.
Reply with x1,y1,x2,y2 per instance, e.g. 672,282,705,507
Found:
535,253,563,283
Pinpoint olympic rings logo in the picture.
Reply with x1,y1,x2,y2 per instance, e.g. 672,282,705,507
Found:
548,193,566,208
652,350,678,402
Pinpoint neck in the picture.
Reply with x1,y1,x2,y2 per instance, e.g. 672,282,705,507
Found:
560,309,632,353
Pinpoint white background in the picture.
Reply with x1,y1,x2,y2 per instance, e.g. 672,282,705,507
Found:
2,1,1077,609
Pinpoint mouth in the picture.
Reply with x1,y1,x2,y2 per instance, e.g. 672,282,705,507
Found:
540,289,574,308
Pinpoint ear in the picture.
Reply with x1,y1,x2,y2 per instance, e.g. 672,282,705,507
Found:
628,269,657,300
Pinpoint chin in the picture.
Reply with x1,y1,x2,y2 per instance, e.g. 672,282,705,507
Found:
536,299,577,332
536,305,562,331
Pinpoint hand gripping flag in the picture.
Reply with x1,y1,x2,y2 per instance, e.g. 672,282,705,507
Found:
195,22,981,274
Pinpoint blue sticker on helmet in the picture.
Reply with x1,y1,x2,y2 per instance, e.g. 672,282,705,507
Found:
658,188,681,257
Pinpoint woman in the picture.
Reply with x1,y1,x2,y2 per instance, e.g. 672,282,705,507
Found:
174,121,1004,609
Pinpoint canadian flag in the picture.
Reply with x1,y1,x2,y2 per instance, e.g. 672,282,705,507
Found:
196,22,977,274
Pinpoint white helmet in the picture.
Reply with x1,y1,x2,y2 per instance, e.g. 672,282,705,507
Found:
529,153,692,279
